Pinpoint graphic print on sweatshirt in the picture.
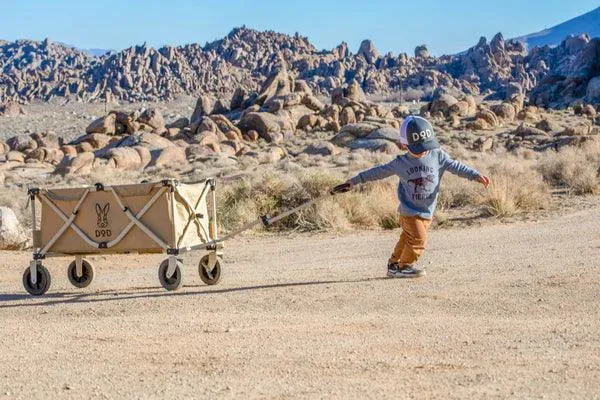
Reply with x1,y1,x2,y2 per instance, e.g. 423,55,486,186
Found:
405,165,437,201
407,174,436,200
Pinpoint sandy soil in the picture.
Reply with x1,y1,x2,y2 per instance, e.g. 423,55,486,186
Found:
1,206,599,399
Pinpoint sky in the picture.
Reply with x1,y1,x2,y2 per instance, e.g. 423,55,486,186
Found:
0,0,598,56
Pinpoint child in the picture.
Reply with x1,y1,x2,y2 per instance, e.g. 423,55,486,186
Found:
332,116,490,278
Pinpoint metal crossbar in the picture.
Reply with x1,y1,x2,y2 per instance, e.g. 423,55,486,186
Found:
107,186,169,250
175,183,211,248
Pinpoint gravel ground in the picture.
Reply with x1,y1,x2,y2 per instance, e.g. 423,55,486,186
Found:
0,206,599,399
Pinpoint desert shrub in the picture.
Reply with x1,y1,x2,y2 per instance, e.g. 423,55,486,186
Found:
538,141,600,194
216,169,400,232
480,163,551,217
438,174,481,209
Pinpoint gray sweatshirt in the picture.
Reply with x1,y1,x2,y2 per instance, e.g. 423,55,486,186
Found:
349,148,481,219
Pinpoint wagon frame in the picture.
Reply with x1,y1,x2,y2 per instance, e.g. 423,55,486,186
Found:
23,179,225,295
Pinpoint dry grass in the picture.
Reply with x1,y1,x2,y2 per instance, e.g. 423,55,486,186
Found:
479,162,552,217
1,139,597,235
216,170,400,233
538,140,600,195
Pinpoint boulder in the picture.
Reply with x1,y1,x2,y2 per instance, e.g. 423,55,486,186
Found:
475,108,499,128
297,114,319,131
473,137,494,152
429,93,458,117
6,151,25,163
26,147,64,164
138,108,165,133
490,102,516,121
364,126,402,145
562,123,592,136
31,132,61,149
263,147,286,163
0,141,9,155
345,81,367,103
186,144,215,162
55,152,95,176
79,133,111,150
448,100,471,117
243,130,260,142
302,95,325,111
237,112,292,142
302,142,341,156
151,146,187,169
61,145,78,157
106,147,144,170
254,68,295,106
166,117,189,130
514,124,549,138
347,139,399,153
535,119,562,133
414,45,429,59
118,132,175,151
574,104,597,119
230,88,247,110
0,207,27,250
331,122,381,146
7,136,37,153
340,107,357,126
357,39,380,63
190,95,215,123
112,111,139,134
517,107,542,123
210,114,242,140
86,113,116,135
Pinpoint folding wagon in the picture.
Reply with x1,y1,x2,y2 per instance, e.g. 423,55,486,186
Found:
23,179,224,295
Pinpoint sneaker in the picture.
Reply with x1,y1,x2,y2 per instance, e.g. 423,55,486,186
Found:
387,263,425,278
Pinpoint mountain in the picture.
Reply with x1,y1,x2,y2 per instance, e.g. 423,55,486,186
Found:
514,7,600,49
1,24,598,107
81,48,113,57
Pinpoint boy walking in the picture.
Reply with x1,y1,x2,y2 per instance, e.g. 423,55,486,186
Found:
333,116,490,278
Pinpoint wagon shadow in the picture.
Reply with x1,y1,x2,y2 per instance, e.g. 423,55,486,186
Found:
0,276,390,308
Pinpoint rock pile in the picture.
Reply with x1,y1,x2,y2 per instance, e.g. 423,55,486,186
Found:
2,28,597,107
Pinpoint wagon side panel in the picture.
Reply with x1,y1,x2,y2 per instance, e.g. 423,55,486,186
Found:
39,185,175,255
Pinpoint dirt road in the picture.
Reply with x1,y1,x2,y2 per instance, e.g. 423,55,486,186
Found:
1,206,599,399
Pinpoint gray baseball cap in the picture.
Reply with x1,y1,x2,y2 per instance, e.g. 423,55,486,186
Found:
400,116,440,154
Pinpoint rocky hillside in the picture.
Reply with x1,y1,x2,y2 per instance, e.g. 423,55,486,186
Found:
1,26,599,107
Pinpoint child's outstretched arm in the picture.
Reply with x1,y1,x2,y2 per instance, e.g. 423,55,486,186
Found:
346,158,400,187
439,150,490,188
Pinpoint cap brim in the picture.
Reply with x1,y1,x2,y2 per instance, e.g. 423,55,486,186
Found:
407,138,440,154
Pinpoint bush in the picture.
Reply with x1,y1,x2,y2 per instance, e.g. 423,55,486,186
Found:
538,141,600,194
216,170,400,233
480,163,551,217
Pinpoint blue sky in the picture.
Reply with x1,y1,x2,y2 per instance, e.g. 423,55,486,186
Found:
0,0,598,55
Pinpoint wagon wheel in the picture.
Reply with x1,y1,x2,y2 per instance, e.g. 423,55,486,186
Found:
67,259,95,288
158,259,183,291
22,264,51,296
198,254,222,286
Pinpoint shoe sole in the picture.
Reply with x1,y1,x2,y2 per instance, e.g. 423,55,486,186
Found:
387,271,426,278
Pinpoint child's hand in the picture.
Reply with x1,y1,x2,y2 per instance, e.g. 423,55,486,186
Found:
331,181,353,194
476,175,491,188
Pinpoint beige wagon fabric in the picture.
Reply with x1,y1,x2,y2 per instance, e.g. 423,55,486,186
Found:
39,181,212,255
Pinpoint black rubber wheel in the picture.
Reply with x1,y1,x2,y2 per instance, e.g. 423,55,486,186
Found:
199,254,222,286
158,259,183,291
67,259,95,288
22,264,51,296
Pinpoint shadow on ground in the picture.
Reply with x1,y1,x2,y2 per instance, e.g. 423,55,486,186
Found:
0,276,391,309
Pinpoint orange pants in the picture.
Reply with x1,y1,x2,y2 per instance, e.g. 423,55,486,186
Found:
389,215,433,266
